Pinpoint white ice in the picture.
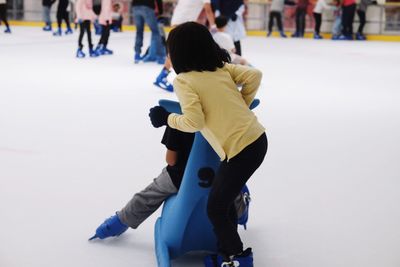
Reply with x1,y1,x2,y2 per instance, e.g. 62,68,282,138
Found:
1,27,400,267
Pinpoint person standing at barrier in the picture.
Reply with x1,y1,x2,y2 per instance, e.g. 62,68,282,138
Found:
339,0,356,39
0,0,11,33
75,0,99,57
148,22,268,267
355,0,377,40
292,0,309,38
153,0,215,92
267,0,295,38
42,0,56,31
313,0,335,39
53,0,73,35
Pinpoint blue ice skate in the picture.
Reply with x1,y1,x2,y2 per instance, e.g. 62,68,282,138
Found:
53,28,62,36
237,185,251,230
65,28,73,35
356,32,366,41
89,214,128,240
89,48,100,57
313,33,323,39
76,48,86,58
280,31,287,38
43,24,52,31
4,27,11,33
154,68,173,92
101,46,113,55
204,248,254,267
154,99,260,267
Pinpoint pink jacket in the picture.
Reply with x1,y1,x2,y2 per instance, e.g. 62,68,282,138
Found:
75,0,97,21
99,0,113,25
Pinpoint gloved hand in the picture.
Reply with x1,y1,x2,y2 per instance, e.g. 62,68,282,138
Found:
149,106,170,128
231,13,238,21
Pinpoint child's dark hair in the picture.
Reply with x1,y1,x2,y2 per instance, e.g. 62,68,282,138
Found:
215,16,228,29
167,22,231,74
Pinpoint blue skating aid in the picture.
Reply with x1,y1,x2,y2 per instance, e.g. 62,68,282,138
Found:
154,99,259,267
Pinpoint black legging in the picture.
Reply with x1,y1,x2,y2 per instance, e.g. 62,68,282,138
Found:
56,0,70,29
342,4,356,37
234,41,241,56
78,20,93,49
99,22,110,47
295,8,307,36
0,4,9,28
313,12,322,35
357,9,366,34
207,133,268,256
268,11,284,32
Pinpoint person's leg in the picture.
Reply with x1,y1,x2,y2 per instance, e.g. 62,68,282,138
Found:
341,6,350,36
78,21,85,49
267,11,274,33
0,4,9,27
357,9,366,34
234,41,242,56
294,9,301,36
207,133,267,256
348,4,356,37
43,6,51,26
299,9,306,37
100,23,111,47
85,20,93,50
277,12,284,32
314,12,322,35
56,5,62,29
133,7,145,58
143,6,162,60
118,168,178,229
64,10,71,30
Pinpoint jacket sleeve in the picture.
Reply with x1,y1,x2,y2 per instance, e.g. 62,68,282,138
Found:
226,64,262,107
167,77,205,133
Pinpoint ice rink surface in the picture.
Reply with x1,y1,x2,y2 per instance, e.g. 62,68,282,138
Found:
1,27,400,267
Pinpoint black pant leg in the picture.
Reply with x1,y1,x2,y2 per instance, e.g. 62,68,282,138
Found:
357,10,366,34
268,12,275,32
348,4,356,35
276,12,283,32
86,21,93,49
56,6,62,28
207,133,268,256
234,41,241,56
99,23,110,47
313,12,322,34
78,21,85,48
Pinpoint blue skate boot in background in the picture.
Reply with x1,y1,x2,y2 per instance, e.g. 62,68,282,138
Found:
76,48,85,58
356,32,366,40
89,214,128,240
4,26,11,33
53,28,62,36
65,27,73,35
204,248,254,267
154,67,173,92
101,46,113,55
134,53,142,64
89,48,100,57
43,23,52,31
237,185,251,230
279,31,287,38
313,32,323,39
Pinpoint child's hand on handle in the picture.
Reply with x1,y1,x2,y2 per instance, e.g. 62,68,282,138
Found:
149,106,171,128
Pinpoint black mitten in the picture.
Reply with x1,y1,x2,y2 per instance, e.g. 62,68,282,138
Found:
149,106,170,128
231,13,238,21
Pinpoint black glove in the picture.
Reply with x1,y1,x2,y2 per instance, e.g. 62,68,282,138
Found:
149,106,170,128
231,13,238,21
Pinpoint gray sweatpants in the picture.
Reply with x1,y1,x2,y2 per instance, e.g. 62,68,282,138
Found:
117,167,247,229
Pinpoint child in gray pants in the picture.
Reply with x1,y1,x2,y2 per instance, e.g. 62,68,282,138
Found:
90,127,248,240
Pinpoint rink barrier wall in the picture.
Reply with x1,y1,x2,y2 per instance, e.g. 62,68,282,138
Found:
8,20,400,42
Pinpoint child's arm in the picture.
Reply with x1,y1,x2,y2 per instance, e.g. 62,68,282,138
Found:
166,149,178,166
226,64,262,106
168,79,206,133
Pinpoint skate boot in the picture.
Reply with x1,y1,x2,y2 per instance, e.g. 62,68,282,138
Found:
53,28,62,36
291,32,299,38
237,185,251,229
204,248,254,267
356,32,366,40
313,32,323,39
65,28,73,35
89,48,100,57
43,24,52,31
154,68,173,92
76,48,86,58
101,46,113,55
267,31,272,37
156,56,166,65
279,31,287,38
134,53,142,64
4,27,11,33
142,54,157,63
89,214,128,240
